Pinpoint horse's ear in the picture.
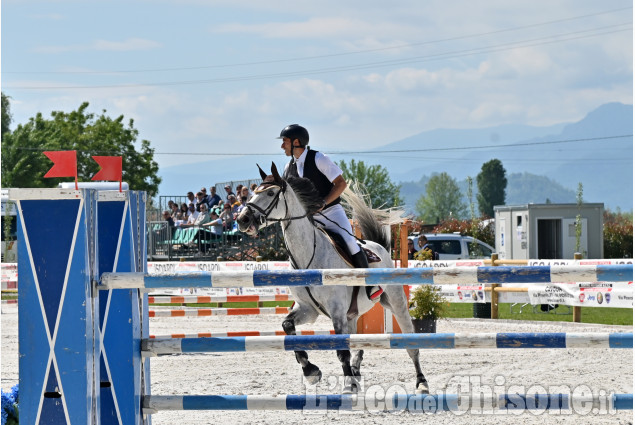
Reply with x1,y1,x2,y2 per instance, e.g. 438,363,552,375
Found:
257,164,267,180
271,162,282,182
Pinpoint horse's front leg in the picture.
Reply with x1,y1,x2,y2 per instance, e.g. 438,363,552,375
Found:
347,318,364,379
332,314,360,394
282,305,322,385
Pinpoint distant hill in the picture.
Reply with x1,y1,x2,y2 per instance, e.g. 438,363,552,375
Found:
158,102,633,211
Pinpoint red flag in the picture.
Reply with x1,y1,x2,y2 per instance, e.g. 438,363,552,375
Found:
92,156,123,191
44,151,77,178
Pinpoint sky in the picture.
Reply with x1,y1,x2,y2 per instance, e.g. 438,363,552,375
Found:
2,1,633,180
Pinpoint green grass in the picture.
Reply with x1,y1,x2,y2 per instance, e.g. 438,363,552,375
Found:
149,300,632,326
444,303,633,326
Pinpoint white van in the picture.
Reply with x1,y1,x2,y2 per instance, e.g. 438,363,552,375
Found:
409,233,495,260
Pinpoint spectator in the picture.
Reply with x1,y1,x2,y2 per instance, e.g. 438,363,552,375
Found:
240,186,250,201
195,191,207,212
407,239,416,260
235,195,248,217
227,195,240,215
183,203,210,227
186,192,196,206
162,210,174,227
167,200,175,213
208,186,222,208
170,203,180,220
250,183,258,196
202,209,224,235
179,203,189,218
185,203,199,225
414,235,437,261
174,212,187,227
200,187,212,205
220,203,234,231
223,185,235,203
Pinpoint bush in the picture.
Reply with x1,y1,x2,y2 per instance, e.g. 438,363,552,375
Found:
409,286,449,320
604,210,633,258
432,217,495,247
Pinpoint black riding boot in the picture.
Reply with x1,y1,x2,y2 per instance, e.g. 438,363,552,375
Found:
351,250,383,302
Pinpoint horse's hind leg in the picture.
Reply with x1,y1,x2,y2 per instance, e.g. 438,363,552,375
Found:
282,305,322,384
380,289,429,394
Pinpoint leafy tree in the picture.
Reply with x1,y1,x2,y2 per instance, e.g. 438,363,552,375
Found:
415,172,466,223
1,102,161,196
476,159,507,217
1,92,12,139
337,159,402,208
604,209,633,258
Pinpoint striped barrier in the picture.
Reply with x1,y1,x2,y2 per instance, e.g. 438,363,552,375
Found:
143,393,634,413
148,294,292,304
100,264,633,289
148,307,290,317
149,330,336,339
142,332,633,356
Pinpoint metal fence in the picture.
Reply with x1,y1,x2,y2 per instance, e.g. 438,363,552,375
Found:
147,221,285,261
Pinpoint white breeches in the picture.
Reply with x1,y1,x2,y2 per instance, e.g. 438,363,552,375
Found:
314,204,361,255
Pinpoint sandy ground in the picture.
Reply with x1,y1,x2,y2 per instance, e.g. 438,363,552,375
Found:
2,303,633,424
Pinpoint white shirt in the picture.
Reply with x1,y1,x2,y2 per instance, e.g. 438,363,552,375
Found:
287,148,343,182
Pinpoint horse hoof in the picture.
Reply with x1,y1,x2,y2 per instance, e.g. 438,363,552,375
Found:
303,364,322,385
415,381,430,395
342,377,360,394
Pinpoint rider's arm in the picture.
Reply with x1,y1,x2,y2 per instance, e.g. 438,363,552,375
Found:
324,175,347,206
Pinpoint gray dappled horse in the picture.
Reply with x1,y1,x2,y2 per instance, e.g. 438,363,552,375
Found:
236,163,428,394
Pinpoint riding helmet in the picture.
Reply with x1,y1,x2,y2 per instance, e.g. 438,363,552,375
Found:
277,124,309,147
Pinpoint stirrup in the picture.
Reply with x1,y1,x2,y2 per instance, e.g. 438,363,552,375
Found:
369,286,383,303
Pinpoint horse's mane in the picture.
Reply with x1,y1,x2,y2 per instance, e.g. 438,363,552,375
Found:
285,176,324,214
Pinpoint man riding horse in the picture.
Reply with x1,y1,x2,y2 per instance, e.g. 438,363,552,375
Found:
277,124,383,302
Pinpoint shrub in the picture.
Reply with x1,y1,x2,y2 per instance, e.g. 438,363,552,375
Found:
604,210,633,258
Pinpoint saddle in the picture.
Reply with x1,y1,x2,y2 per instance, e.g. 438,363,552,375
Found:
318,228,381,320
319,228,381,265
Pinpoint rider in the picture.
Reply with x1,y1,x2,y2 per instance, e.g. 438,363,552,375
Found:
277,124,383,302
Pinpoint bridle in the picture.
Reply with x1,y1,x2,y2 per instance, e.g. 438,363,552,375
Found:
246,180,317,269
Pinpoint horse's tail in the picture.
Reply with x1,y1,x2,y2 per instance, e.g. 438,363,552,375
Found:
341,182,404,252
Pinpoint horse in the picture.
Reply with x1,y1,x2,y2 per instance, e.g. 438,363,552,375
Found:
236,163,428,394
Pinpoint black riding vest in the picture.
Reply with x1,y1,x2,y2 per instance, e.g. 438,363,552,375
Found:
287,149,341,209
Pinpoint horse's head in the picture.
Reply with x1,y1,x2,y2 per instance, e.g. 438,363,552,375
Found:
236,162,287,236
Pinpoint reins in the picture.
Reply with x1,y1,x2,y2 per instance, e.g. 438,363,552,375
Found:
246,182,318,269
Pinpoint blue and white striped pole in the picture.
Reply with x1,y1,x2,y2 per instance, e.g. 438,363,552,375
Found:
142,393,634,413
141,332,633,356
100,264,633,290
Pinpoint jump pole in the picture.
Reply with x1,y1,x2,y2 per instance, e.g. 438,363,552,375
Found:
100,264,633,289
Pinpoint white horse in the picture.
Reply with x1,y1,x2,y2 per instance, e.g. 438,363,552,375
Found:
236,163,428,394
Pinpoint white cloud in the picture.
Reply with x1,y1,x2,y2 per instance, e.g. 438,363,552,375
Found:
34,38,162,54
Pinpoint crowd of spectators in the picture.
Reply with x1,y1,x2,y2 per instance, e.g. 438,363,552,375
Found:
162,183,258,234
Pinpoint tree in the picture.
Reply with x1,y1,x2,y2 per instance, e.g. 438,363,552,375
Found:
337,159,402,208
1,101,161,196
415,172,466,223
476,159,507,217
1,92,12,140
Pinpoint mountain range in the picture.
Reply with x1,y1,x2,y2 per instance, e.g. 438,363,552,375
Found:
158,102,633,213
